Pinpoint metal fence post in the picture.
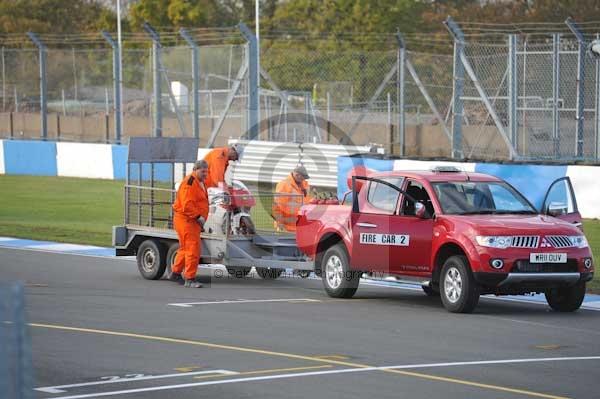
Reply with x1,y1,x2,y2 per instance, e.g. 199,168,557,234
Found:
508,34,518,148
239,23,259,140
180,29,200,140
1,47,5,112
552,33,561,157
397,31,406,157
101,31,122,144
444,17,465,159
27,32,47,140
143,23,162,137
566,17,586,158
596,33,600,161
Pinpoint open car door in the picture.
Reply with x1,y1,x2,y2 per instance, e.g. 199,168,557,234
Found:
542,177,583,230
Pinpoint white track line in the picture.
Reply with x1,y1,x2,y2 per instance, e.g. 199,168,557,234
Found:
36,370,237,393
45,356,600,399
168,298,321,307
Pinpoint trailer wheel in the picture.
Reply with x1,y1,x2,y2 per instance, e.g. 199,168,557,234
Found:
545,281,586,312
321,243,360,298
256,267,283,279
136,239,167,280
226,267,251,278
298,270,311,278
165,242,179,278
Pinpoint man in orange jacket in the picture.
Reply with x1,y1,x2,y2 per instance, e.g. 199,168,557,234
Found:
273,165,313,232
203,143,242,189
169,160,209,288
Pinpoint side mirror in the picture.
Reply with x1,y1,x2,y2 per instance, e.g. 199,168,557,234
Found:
415,202,427,219
547,202,567,217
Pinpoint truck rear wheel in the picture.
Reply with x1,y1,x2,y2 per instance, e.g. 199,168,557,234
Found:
440,255,479,313
545,281,586,312
256,267,283,279
321,243,360,298
136,239,167,280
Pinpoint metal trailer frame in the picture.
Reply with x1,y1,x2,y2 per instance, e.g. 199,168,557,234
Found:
112,137,314,279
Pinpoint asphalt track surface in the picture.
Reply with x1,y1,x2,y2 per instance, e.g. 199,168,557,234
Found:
3,247,600,399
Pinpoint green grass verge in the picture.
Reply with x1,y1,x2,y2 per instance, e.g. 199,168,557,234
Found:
0,175,599,292
0,175,123,247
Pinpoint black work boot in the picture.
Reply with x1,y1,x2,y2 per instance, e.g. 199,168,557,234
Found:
184,278,203,288
168,272,184,285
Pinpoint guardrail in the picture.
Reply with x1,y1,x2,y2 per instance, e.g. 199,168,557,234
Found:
229,139,383,188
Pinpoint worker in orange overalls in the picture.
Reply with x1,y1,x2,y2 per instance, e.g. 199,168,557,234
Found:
169,160,209,288
203,143,242,189
273,165,313,232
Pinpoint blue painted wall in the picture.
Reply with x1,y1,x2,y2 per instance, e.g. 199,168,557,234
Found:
3,140,57,176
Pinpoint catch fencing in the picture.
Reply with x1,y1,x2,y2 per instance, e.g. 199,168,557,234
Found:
1,19,599,162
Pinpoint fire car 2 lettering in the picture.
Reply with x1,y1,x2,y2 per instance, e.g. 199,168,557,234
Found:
359,233,410,246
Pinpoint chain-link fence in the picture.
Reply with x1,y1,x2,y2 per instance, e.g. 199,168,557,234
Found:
1,20,599,163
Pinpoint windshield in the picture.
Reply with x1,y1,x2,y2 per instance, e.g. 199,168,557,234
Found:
432,181,537,215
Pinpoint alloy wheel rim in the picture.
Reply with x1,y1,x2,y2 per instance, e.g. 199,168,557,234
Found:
325,255,343,289
444,267,463,303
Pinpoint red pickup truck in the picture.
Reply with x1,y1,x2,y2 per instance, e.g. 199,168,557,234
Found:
296,167,594,313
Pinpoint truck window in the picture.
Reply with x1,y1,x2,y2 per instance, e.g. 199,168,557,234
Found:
366,178,403,214
432,181,536,215
402,180,434,216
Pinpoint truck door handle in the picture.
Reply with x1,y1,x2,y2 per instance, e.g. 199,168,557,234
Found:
357,222,378,228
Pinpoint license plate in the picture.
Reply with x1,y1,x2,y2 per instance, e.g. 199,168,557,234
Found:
529,253,567,263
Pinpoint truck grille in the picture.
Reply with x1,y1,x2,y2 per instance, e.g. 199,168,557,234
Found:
545,235,574,248
512,259,578,273
510,236,539,248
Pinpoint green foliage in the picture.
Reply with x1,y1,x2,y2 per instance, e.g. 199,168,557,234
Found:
0,0,116,35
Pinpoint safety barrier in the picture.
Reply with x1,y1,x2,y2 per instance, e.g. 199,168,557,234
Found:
228,139,382,187
338,155,600,219
1,139,598,218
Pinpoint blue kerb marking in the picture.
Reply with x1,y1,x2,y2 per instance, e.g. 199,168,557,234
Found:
3,140,57,176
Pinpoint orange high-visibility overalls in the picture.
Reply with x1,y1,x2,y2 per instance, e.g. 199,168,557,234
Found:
273,174,313,232
172,174,209,280
203,147,230,189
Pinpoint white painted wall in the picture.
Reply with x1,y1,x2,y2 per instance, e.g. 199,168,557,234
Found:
56,142,114,179
567,165,600,219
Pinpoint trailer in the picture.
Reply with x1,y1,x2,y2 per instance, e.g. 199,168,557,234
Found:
112,137,314,280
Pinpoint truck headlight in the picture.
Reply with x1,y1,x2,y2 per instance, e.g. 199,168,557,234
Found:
475,236,512,249
569,236,589,249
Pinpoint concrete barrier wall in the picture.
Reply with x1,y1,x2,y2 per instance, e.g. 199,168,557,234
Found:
338,155,600,219
1,139,599,219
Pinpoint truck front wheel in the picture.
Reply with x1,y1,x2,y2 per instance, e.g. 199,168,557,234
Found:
136,239,167,280
321,243,360,298
440,255,479,313
545,282,586,312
